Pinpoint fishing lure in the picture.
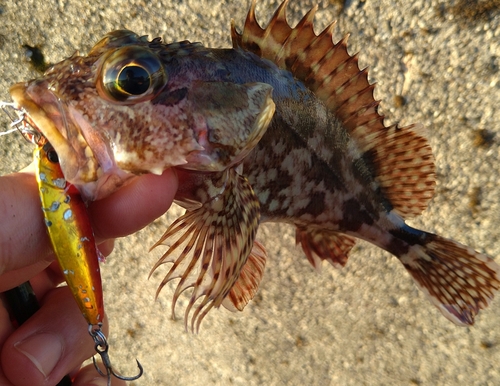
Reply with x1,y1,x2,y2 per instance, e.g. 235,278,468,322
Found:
35,142,104,326
34,141,142,385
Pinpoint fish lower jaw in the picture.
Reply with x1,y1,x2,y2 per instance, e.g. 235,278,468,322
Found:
76,167,134,201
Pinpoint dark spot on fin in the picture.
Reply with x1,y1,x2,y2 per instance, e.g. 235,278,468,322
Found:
295,226,356,270
232,0,436,218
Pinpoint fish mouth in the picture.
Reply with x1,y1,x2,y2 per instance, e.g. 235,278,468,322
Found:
10,81,128,200
10,82,83,178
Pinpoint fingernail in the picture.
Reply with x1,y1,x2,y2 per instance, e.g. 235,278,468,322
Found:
15,333,63,377
97,239,115,260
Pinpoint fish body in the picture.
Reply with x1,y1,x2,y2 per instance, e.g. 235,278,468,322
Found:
8,0,500,330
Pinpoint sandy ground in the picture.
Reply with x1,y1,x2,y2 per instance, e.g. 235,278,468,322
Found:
1,0,499,385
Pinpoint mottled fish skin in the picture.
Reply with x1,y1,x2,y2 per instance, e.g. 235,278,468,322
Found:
8,0,500,331
10,32,275,200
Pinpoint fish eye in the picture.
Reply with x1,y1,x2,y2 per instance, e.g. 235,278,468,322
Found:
98,46,167,103
116,65,150,95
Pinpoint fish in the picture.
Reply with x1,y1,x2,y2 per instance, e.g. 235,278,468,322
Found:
7,0,499,332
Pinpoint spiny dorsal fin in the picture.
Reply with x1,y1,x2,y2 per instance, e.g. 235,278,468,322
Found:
231,0,436,217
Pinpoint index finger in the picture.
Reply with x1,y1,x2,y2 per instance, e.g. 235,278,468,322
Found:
0,169,178,291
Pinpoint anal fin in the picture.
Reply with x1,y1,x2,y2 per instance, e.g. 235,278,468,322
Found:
295,226,356,271
149,169,260,332
222,240,267,312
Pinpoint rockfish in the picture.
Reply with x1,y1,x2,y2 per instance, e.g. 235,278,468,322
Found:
7,0,499,332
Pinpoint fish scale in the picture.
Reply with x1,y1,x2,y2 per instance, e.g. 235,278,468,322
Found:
6,0,499,332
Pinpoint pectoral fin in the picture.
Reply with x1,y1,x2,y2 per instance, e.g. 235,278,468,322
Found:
222,240,267,312
150,169,261,332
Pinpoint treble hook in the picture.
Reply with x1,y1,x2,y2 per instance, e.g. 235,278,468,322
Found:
0,101,44,144
88,325,144,386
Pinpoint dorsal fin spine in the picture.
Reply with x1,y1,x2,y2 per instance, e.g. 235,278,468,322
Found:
336,82,376,122
233,1,436,218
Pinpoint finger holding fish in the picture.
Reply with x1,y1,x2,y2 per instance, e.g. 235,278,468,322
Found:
0,168,177,385
0,169,177,289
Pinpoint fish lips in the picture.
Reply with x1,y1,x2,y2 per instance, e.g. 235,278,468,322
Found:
10,81,126,200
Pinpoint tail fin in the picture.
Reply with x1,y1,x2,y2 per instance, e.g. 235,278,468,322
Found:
399,234,500,325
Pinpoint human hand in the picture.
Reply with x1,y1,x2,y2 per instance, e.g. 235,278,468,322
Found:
0,167,178,386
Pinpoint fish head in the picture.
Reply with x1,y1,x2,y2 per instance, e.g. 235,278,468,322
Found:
10,30,169,200
10,30,275,200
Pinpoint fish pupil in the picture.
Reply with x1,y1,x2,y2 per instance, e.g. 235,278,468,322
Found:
98,46,167,103
117,65,150,95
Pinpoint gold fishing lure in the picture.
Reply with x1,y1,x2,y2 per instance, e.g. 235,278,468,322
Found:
34,142,142,385
34,142,104,326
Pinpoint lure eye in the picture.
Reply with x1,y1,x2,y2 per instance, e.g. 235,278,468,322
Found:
43,143,59,163
98,46,167,104
47,150,59,163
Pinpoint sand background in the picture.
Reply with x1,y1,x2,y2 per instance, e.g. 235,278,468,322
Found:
1,0,499,385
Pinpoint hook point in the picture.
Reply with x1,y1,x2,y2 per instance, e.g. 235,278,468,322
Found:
89,324,144,384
